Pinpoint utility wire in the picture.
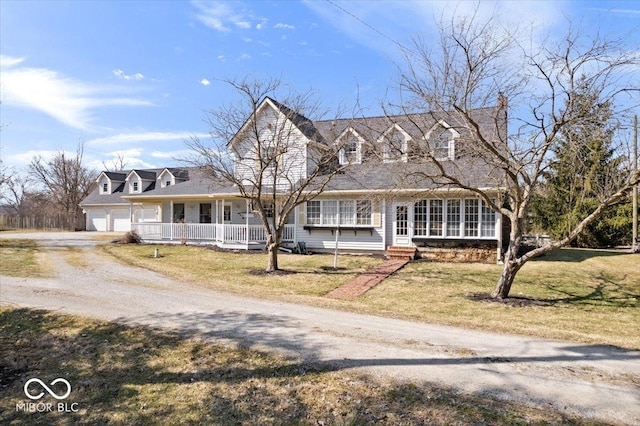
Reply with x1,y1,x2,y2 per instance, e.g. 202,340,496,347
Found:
324,0,413,54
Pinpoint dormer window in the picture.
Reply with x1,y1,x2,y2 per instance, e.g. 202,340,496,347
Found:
165,180,171,187
338,130,363,165
427,123,458,161
102,183,108,193
382,127,409,163
133,181,139,192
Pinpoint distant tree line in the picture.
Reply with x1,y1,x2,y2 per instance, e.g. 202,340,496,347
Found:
0,143,97,231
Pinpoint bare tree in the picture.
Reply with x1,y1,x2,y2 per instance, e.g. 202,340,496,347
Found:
29,143,98,230
102,152,129,172
186,77,349,272
394,12,639,298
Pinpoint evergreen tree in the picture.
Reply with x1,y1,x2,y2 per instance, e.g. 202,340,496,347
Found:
532,77,630,247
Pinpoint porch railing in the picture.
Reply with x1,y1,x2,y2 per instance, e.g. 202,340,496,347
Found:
131,223,295,244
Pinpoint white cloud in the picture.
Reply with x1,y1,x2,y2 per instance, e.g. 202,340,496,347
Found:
217,55,226,62
237,53,251,60
87,148,156,170
200,78,211,86
256,18,268,30
112,69,144,80
192,0,258,32
6,150,60,167
274,23,295,30
0,56,151,130
86,131,210,147
304,1,566,58
0,55,25,68
150,149,194,159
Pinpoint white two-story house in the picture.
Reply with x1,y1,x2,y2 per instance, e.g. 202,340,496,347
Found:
81,97,507,262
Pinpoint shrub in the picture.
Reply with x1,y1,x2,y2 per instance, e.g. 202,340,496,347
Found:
122,230,141,244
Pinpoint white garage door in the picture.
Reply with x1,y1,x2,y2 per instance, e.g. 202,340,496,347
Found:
87,209,107,231
111,209,131,232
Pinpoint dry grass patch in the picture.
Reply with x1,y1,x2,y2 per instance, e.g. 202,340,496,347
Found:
1,307,597,425
98,244,639,349
0,239,52,278
349,249,640,349
100,244,383,298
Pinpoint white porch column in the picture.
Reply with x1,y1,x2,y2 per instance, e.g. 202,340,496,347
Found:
170,201,174,240
221,199,225,242
245,199,250,245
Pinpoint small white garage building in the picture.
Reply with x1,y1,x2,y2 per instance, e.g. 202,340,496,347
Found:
81,170,164,232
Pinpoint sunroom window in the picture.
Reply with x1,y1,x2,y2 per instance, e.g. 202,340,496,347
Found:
412,198,496,239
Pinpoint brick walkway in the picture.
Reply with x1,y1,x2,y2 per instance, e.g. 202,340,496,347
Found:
325,259,409,300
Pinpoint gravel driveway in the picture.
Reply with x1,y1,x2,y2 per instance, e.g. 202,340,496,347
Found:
1,232,639,424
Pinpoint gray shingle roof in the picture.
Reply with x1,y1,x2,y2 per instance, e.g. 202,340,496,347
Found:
81,102,506,206
104,172,126,181
131,169,157,180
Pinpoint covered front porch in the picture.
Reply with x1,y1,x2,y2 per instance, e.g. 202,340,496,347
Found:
131,222,295,250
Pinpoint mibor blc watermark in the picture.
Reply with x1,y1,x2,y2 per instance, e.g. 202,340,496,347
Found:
16,378,79,413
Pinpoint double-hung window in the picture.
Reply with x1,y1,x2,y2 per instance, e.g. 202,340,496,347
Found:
481,202,497,237
356,200,372,225
429,200,443,236
464,199,479,237
445,199,461,237
306,200,372,226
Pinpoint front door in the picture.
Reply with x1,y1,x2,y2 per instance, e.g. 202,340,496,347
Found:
392,202,413,246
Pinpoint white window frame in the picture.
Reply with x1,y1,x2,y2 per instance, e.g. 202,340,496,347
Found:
425,120,459,161
380,125,409,163
413,198,497,239
306,199,373,226
101,182,108,194
337,128,363,165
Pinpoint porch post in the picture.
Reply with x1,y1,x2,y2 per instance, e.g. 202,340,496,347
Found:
496,210,503,264
170,200,174,240
221,199,225,242
245,199,250,245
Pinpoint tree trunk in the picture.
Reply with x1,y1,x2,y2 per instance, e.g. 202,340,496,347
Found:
492,258,522,299
265,234,279,272
491,221,524,299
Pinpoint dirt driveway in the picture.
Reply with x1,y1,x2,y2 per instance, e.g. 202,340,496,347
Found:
1,232,639,424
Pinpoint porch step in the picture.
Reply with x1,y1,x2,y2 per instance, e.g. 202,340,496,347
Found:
386,246,418,260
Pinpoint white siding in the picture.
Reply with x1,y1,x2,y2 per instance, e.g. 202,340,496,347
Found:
133,206,159,222
233,104,309,190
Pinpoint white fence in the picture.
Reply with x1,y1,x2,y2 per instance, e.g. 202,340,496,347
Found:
132,223,295,244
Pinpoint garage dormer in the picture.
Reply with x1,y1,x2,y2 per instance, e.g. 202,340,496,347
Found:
157,168,189,188
126,170,156,194
97,172,126,195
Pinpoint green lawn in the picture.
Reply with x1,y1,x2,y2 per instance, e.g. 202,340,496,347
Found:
0,308,597,425
100,244,640,349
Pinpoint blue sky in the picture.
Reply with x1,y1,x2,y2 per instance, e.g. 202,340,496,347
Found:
1,0,638,172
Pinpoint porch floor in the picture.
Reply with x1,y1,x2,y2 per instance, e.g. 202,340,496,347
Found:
325,259,409,300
